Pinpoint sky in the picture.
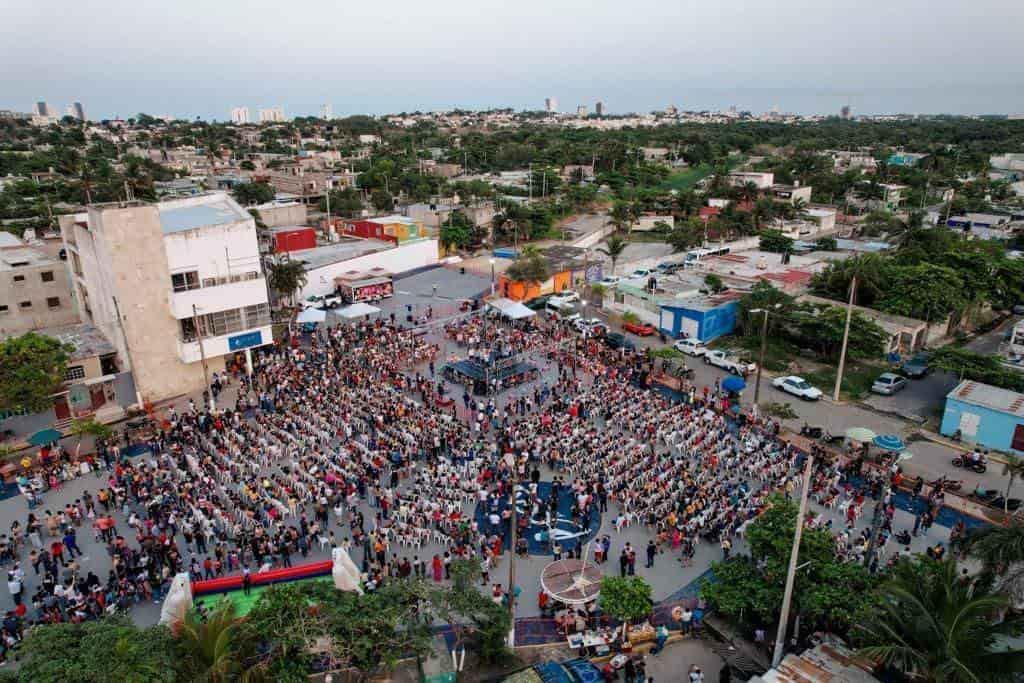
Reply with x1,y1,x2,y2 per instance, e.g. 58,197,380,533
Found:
4,0,1024,120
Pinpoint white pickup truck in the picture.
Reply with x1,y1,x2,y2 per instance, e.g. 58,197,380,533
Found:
704,350,757,376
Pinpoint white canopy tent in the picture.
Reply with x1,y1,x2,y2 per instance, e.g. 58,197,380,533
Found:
488,297,537,320
335,302,382,319
296,307,327,324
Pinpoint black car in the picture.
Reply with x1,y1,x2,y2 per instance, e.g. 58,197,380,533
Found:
525,295,552,311
604,332,636,351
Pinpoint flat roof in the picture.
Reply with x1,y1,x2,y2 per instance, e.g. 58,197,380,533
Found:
947,380,1024,418
289,238,393,270
0,246,58,270
266,225,314,234
0,233,24,249
38,323,116,361
158,198,249,234
365,215,417,225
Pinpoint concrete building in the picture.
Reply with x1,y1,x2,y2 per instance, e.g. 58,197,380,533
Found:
61,193,271,406
258,106,286,123
0,237,79,338
253,200,306,228
576,105,588,118
770,183,813,205
71,102,86,122
230,107,250,124
319,103,332,120
545,97,558,113
633,215,675,232
404,201,497,229
941,380,1024,454
34,101,50,117
728,171,775,189
595,101,604,117
640,147,671,162
805,207,837,233
291,238,439,300
338,215,429,245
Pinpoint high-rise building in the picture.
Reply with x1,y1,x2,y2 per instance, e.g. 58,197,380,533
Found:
576,104,588,118
320,104,333,120
595,101,604,117
840,105,852,120
230,107,250,124
34,101,50,117
258,106,285,123
544,97,558,113
60,192,271,404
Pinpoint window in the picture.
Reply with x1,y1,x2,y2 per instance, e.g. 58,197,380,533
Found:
41,271,54,283
0,305,8,314
64,365,86,381
46,297,61,309
171,270,200,292
12,275,25,283
19,301,31,309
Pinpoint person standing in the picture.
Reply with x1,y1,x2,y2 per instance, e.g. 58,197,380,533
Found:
646,540,657,569
242,566,252,596
619,548,629,577
6,570,22,606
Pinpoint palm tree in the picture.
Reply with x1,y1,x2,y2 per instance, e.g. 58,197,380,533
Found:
267,259,308,306
1001,454,1024,514
608,202,633,233
68,418,113,458
964,522,1024,610
176,600,261,682
597,234,628,275
857,557,1024,682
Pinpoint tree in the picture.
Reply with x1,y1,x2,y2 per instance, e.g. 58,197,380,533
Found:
267,259,308,306
704,274,725,294
929,347,1024,393
667,219,703,252
597,234,628,275
878,263,965,322
370,188,394,212
319,187,363,217
17,616,186,682
1001,454,1024,515
759,229,794,254
609,201,634,233
600,576,653,640
439,210,475,252
856,556,1024,682
963,522,1024,611
0,332,73,413
427,559,512,666
232,182,274,206
737,281,795,337
704,496,880,637
815,235,838,251
68,417,113,458
176,599,261,682
505,246,549,286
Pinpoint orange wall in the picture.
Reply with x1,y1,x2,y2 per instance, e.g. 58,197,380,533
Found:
498,270,572,301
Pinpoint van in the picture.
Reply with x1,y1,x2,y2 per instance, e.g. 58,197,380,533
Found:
683,246,730,267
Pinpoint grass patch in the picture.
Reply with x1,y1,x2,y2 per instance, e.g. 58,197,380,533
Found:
802,363,883,400
715,335,797,373
658,164,713,192
627,231,671,243
649,347,683,359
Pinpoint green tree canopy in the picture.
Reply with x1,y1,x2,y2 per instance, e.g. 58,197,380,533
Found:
759,228,794,254
0,332,73,413
267,259,309,304
232,181,274,206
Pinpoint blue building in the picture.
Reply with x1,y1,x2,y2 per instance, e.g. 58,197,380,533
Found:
658,294,740,342
941,380,1024,454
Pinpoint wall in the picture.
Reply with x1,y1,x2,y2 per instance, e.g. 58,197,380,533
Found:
497,271,572,301
941,399,1024,454
0,261,79,337
257,203,306,228
299,238,439,299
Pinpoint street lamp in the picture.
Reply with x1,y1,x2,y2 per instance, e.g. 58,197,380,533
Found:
749,304,782,406
489,257,496,296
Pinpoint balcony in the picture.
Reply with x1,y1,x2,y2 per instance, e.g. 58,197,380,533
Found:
170,277,268,319
177,324,273,364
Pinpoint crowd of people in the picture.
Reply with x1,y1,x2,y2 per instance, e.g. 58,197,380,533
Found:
0,305,947,666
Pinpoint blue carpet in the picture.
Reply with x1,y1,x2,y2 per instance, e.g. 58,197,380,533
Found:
475,482,602,554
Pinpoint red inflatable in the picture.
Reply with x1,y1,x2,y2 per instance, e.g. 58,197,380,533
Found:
191,560,333,596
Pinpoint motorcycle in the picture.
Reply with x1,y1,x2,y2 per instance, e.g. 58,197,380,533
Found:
929,477,962,492
952,454,987,474
800,423,823,439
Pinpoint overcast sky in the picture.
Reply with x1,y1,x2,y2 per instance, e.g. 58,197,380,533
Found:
4,0,1024,119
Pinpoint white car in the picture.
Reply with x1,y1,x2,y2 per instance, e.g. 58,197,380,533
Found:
551,291,581,304
574,317,607,335
599,276,621,286
772,375,823,401
704,350,757,375
301,293,342,310
630,268,653,279
673,338,708,356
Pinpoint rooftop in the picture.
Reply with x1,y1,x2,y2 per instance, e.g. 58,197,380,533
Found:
365,215,417,226
288,238,394,270
158,196,250,234
38,323,116,361
947,380,1024,418
0,233,24,249
0,246,58,271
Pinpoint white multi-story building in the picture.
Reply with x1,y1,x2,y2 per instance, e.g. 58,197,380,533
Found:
60,193,271,405
258,106,286,123
320,103,333,120
545,97,558,113
230,107,250,124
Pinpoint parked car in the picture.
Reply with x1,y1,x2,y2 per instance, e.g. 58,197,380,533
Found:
599,276,621,286
704,350,757,375
772,375,823,401
871,372,908,395
629,268,653,279
623,321,657,336
549,291,581,305
673,338,708,356
574,318,607,335
301,293,342,310
604,332,636,351
899,352,931,378
525,295,552,311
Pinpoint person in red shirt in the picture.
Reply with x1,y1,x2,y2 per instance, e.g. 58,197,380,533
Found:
50,541,65,567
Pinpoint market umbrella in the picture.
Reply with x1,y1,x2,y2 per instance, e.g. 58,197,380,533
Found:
296,307,327,324
722,376,746,393
28,428,63,446
873,434,906,451
845,427,876,443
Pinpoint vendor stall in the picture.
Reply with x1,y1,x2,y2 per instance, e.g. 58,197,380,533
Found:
334,271,394,303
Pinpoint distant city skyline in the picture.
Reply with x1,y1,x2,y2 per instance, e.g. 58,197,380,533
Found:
4,0,1024,121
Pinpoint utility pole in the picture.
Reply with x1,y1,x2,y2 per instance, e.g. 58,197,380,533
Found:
832,276,857,402
507,479,518,647
772,454,814,667
192,304,214,411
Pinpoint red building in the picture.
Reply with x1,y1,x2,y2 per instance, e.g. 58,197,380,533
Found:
269,226,316,253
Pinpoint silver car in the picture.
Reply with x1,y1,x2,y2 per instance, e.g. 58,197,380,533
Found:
871,372,907,395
